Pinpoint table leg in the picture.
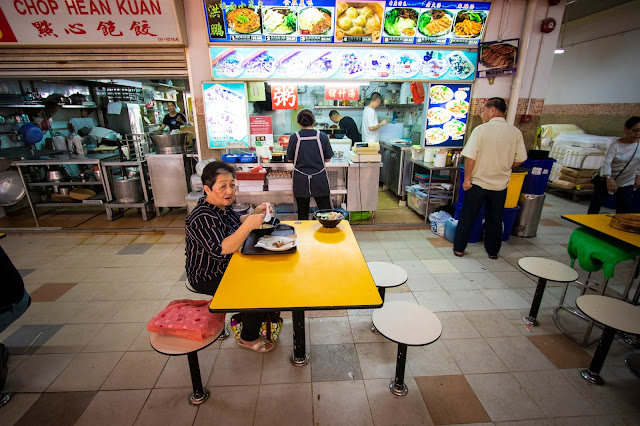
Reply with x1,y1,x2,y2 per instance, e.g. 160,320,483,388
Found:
290,309,309,367
523,278,547,326
581,326,616,385
187,352,210,405
389,343,408,396
371,287,386,333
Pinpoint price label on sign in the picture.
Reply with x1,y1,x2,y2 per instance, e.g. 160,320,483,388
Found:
324,84,360,101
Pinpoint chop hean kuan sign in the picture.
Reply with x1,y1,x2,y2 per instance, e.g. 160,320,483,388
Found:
0,0,184,45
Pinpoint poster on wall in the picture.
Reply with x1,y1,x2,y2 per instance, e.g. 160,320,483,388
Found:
210,46,477,81
204,0,490,46
250,116,274,146
203,82,250,148
425,83,471,147
204,0,336,43
477,39,519,78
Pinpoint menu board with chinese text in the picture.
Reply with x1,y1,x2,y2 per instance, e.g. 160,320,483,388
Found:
203,82,250,148
425,83,471,147
205,0,490,46
210,46,477,81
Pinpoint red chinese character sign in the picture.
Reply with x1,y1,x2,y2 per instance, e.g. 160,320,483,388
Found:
0,0,183,45
271,85,298,110
325,85,360,101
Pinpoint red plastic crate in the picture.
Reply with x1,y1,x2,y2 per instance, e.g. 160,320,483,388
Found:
236,170,266,181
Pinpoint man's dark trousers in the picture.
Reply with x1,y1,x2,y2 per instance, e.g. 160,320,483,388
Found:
454,185,508,256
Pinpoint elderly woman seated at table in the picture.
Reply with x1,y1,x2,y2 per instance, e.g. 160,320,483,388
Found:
185,161,275,353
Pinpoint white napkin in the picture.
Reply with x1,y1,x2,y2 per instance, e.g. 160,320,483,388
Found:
255,235,296,249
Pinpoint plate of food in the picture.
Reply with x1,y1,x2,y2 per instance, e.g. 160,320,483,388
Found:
444,119,466,138
384,7,418,36
340,52,364,78
274,51,308,78
445,99,469,118
226,6,262,34
453,10,486,38
391,52,421,78
480,42,517,69
335,2,384,42
243,50,276,78
215,51,245,78
446,51,475,79
364,53,392,77
308,51,339,78
255,235,298,251
427,107,452,125
298,7,333,35
418,9,453,37
262,7,297,34
425,127,448,145
422,56,449,79
429,85,454,104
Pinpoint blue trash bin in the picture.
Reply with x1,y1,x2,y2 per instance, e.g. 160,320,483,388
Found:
520,159,556,195
501,205,521,241
455,201,483,243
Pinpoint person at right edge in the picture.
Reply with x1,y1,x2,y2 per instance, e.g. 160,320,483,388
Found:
454,97,527,259
287,109,334,220
587,116,640,214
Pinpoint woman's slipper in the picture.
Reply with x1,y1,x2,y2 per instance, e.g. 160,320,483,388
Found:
453,250,464,257
237,337,275,353
488,254,498,259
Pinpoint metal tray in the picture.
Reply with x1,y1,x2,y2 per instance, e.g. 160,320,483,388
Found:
241,224,297,255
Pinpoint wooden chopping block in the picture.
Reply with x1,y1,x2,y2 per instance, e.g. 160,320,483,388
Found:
610,214,640,233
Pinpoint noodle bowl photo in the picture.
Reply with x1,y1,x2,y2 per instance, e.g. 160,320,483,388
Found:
226,6,261,34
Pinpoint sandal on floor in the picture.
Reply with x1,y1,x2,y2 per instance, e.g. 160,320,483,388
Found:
237,338,275,353
488,254,498,259
453,250,464,257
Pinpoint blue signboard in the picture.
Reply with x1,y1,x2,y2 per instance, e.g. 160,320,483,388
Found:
425,83,471,147
205,0,336,43
205,0,490,46
210,46,477,81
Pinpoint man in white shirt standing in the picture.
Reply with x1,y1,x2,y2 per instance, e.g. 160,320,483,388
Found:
361,92,387,142
454,97,527,259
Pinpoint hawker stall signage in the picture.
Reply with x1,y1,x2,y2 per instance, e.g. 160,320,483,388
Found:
204,0,490,46
271,84,298,109
477,39,519,78
324,84,359,100
210,46,477,81
424,82,470,147
203,82,250,148
205,0,336,43
0,0,185,45
250,116,274,146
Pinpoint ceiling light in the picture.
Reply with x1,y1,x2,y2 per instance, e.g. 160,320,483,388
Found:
554,49,565,54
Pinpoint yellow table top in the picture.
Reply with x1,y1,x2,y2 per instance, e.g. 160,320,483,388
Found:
562,214,640,248
209,220,383,312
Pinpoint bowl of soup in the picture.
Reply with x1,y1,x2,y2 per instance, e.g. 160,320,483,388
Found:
252,217,280,236
314,209,345,228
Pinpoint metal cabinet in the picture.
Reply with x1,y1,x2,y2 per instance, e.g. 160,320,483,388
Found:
146,153,192,215
379,144,391,185
387,144,413,197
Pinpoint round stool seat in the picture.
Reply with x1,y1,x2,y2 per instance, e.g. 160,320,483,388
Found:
372,301,442,346
577,295,640,335
367,262,408,288
518,257,578,283
150,331,220,356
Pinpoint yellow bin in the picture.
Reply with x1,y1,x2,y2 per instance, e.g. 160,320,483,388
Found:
505,171,528,208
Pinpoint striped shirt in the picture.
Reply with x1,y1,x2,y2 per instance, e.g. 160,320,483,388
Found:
185,198,241,286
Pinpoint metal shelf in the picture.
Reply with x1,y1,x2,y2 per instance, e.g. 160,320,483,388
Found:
29,181,103,187
59,104,97,109
153,98,176,102
237,190,291,195
1,104,45,108
106,200,151,208
157,83,180,91
34,201,103,208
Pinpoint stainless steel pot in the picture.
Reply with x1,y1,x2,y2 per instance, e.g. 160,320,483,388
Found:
57,187,71,196
0,170,26,206
113,176,143,203
46,168,68,182
125,167,140,178
150,133,188,154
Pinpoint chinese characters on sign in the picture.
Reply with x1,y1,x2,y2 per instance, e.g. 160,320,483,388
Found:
271,84,298,110
324,84,360,101
203,0,227,40
0,0,182,44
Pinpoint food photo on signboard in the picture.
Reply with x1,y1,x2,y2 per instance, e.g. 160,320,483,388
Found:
477,39,519,78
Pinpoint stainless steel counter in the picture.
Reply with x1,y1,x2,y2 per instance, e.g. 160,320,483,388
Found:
380,141,413,197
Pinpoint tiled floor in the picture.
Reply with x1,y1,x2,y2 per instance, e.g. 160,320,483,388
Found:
1,193,640,425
